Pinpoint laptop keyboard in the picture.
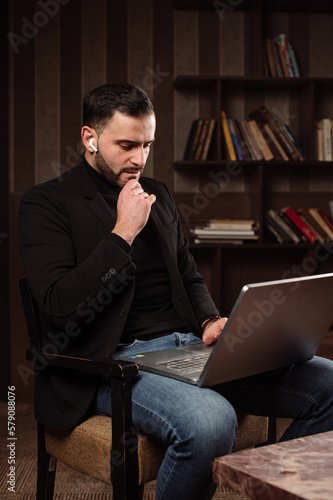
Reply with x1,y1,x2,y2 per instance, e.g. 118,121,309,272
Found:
158,352,211,373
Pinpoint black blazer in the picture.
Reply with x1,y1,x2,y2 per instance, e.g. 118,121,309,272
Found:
19,157,219,430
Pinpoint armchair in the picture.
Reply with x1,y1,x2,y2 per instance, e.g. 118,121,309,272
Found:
19,278,275,500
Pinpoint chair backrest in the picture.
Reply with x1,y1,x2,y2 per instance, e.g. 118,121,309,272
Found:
19,278,42,350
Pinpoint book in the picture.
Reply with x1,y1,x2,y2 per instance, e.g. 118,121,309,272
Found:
234,119,252,161
194,118,210,160
201,119,216,160
228,119,244,160
248,120,274,161
297,208,331,243
221,111,237,161
322,118,333,161
288,42,300,77
263,124,288,161
274,35,290,77
264,215,284,244
281,123,308,161
183,119,203,160
281,206,317,243
265,39,277,78
249,109,283,161
278,210,307,243
316,208,333,239
309,208,333,241
192,228,257,238
265,209,297,243
239,120,263,160
208,219,256,230
259,105,299,161
316,120,323,161
297,208,329,244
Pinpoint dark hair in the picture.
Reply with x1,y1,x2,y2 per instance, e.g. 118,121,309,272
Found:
82,82,154,134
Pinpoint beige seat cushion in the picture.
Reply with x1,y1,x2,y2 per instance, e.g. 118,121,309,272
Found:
45,415,166,485
45,413,268,486
234,414,268,452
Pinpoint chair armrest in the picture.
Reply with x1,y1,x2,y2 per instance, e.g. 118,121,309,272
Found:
26,348,139,378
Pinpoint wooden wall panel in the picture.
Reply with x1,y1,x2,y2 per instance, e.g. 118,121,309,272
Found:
35,11,60,184
128,0,154,178
106,1,128,83
309,14,333,77
152,0,174,189
81,0,106,95
11,0,36,193
220,11,244,76
60,0,82,174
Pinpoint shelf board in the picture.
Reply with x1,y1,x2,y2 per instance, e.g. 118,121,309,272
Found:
264,0,333,13
173,0,255,10
174,160,333,169
174,75,333,90
190,242,315,250
173,0,333,13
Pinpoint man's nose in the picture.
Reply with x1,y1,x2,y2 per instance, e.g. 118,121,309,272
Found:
131,147,146,167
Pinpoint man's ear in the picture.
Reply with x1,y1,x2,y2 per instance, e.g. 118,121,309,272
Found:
81,126,98,153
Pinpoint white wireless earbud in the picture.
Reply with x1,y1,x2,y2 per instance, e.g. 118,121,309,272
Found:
89,138,98,153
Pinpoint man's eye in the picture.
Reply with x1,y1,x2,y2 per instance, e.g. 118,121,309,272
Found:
121,145,132,151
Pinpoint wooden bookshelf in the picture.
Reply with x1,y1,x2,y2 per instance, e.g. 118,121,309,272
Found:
173,0,333,315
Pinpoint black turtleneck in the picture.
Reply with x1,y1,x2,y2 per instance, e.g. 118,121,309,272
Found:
83,156,186,341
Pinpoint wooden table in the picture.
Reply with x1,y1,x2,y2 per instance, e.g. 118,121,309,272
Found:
213,430,333,500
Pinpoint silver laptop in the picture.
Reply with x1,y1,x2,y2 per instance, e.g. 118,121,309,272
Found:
119,273,333,387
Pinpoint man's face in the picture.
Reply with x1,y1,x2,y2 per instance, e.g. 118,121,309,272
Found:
92,110,156,187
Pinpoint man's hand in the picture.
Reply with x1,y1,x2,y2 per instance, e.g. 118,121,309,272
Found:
112,179,156,245
202,317,228,345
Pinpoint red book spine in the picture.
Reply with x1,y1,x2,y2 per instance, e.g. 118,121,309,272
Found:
283,207,317,243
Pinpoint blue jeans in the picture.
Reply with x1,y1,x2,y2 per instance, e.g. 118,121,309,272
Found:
92,332,333,500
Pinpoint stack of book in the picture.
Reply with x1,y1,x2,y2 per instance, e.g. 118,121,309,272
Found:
264,207,333,244
315,118,333,161
221,106,307,162
183,118,216,160
191,219,259,245
265,34,300,78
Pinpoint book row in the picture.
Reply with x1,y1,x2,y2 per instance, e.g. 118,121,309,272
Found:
265,207,333,245
315,118,333,161
265,34,300,78
221,106,307,162
183,118,216,161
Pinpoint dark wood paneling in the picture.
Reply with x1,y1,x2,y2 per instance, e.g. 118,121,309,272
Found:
0,0,10,400
12,0,35,192
60,0,82,174
106,1,128,83
152,0,174,189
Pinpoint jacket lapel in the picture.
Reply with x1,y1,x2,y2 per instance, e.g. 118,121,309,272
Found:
74,162,117,232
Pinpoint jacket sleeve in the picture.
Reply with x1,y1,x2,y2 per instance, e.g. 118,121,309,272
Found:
18,185,136,329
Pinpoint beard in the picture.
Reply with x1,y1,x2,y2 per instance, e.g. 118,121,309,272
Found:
93,148,143,188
